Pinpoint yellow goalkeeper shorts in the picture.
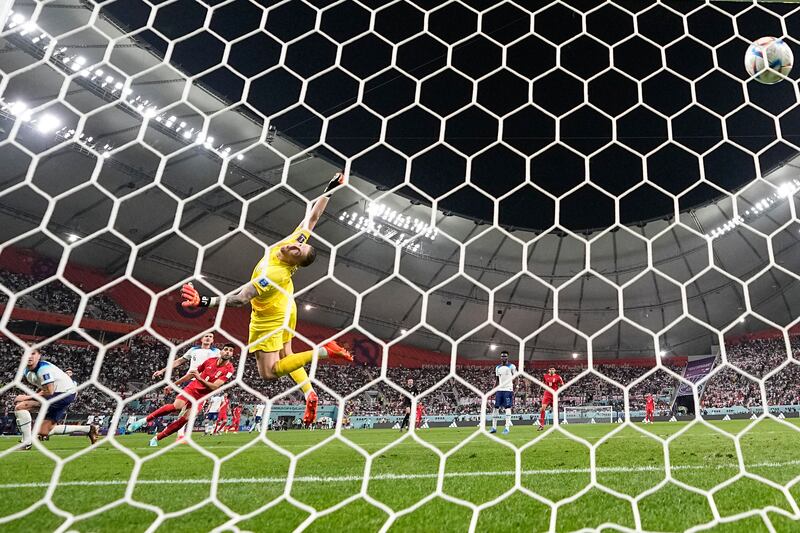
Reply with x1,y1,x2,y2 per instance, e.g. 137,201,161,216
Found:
248,301,297,353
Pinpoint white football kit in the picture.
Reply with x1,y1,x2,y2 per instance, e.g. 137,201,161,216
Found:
181,346,219,372
495,364,516,392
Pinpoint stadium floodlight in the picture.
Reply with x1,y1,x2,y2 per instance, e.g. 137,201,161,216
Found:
65,233,80,243
777,181,798,198
304,304,313,311
708,178,800,238
659,350,667,356
572,352,579,359
489,344,497,351
20,21,37,35
400,329,408,335
35,114,61,133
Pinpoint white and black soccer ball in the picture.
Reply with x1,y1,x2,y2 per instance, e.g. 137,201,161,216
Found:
745,36,793,84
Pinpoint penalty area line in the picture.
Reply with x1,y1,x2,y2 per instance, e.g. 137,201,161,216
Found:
1,459,799,489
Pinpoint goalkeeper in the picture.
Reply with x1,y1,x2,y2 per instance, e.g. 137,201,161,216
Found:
180,173,353,425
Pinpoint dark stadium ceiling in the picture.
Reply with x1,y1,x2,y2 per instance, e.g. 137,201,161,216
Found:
94,0,800,231
0,0,799,360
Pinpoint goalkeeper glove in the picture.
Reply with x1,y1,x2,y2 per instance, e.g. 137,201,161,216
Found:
181,283,212,308
323,172,345,197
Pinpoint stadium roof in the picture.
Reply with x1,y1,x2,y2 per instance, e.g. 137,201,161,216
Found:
0,0,799,360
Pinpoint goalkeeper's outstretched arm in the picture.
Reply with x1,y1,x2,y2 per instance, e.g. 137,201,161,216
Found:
301,172,345,232
181,282,257,309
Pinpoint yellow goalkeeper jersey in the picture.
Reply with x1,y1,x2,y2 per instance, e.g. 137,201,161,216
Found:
249,226,311,330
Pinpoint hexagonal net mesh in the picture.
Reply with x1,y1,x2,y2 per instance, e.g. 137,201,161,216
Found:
1,0,800,531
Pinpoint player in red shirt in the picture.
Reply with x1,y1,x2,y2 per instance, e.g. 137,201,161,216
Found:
226,405,242,432
538,366,564,430
644,393,655,424
127,343,236,446
415,403,425,429
214,394,230,435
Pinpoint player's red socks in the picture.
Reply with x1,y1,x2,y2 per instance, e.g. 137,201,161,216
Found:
157,415,188,440
539,410,545,427
147,403,177,422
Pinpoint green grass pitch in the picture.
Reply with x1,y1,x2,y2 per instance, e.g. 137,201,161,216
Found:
1,419,799,532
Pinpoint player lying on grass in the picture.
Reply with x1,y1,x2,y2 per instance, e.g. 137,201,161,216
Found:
151,332,219,441
490,351,516,435
14,348,99,449
179,172,353,426
538,366,564,431
128,343,236,446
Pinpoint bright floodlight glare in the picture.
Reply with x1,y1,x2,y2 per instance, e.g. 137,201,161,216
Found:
66,233,79,243
304,304,312,311
659,350,667,356
739,317,746,323
572,352,579,359
400,329,408,335
777,182,797,198
489,344,497,351
36,113,61,133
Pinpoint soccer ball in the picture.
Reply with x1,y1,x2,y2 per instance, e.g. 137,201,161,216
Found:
745,36,793,84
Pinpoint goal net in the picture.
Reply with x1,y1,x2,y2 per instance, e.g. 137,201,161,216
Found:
1,0,799,531
563,405,614,425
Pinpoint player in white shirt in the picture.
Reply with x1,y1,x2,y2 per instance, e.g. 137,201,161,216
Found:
249,402,266,432
13,348,99,449
204,394,224,434
152,332,219,440
153,333,219,378
490,351,516,435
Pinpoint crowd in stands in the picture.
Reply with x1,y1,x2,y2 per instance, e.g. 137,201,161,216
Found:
701,335,800,409
0,269,135,323
1,330,799,426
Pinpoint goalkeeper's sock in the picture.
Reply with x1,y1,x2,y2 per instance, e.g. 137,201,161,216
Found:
147,403,177,422
289,367,314,397
273,348,328,377
157,415,188,441
505,409,512,427
15,410,32,445
539,410,546,427
491,408,498,429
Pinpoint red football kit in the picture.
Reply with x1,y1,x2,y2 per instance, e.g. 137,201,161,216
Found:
179,358,235,404
645,396,655,422
218,397,229,421
539,372,564,428
541,373,564,406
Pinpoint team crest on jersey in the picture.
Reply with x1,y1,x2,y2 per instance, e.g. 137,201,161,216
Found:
297,234,306,243
258,278,269,287
42,373,50,381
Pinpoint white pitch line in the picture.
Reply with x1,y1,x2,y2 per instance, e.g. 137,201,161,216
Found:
1,459,799,489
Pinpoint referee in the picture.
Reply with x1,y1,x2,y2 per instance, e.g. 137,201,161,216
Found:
399,377,418,431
